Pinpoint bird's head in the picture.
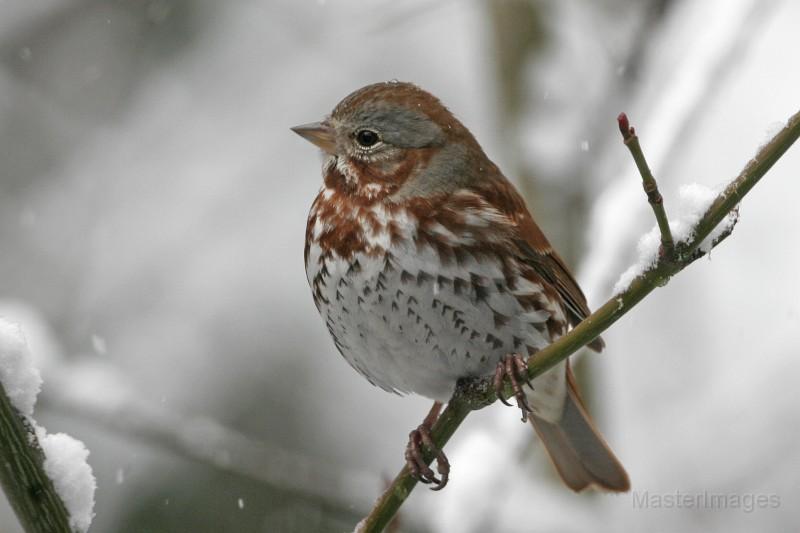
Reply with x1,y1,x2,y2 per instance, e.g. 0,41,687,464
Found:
292,81,488,200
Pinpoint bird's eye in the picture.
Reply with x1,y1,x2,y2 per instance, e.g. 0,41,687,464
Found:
355,129,380,148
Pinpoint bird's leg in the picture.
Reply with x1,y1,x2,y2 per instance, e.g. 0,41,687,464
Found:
404,401,450,490
493,353,534,422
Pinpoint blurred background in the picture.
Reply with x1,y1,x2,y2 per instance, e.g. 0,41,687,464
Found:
0,0,798,531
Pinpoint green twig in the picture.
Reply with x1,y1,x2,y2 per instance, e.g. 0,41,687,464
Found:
357,108,800,533
617,112,675,258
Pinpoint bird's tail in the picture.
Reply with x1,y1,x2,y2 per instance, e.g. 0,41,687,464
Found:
529,366,630,492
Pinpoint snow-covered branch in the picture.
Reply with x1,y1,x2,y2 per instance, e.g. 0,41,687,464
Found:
0,320,96,533
357,107,800,533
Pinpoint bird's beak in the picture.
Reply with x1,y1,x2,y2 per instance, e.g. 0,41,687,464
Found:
291,121,336,155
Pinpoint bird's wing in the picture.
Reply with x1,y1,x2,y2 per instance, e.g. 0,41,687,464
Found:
471,172,604,351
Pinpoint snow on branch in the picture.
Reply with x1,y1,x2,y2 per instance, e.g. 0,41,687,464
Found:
613,182,739,294
612,112,740,294
356,108,800,533
0,319,96,533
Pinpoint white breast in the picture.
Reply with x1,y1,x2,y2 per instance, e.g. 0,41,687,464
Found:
305,193,567,419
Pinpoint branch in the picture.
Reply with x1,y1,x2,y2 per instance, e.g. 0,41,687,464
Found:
357,108,800,532
617,112,675,257
0,386,73,533
581,0,775,298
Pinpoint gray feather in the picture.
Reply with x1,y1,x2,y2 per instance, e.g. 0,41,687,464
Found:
347,103,445,148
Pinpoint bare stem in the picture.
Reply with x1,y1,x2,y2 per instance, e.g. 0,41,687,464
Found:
358,108,800,533
617,112,675,257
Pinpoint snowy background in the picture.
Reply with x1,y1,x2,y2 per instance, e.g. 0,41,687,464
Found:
0,0,798,532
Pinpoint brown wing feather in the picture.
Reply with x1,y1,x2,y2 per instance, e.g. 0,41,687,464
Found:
475,171,604,351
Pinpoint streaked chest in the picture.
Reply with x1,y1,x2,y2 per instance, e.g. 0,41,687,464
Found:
304,187,564,404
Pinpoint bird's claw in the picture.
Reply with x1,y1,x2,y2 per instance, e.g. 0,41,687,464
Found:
493,353,534,422
405,424,450,490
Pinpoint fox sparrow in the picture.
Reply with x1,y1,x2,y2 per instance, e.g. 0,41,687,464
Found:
293,81,629,492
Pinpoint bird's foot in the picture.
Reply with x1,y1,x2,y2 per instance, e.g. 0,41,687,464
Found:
493,353,534,422
404,402,450,490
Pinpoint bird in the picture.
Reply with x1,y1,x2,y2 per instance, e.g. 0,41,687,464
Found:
292,81,629,492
